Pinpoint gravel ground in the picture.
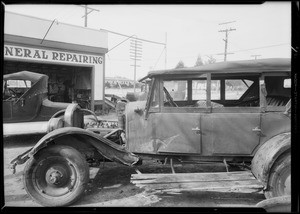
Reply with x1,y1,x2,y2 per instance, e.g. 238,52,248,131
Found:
3,134,266,209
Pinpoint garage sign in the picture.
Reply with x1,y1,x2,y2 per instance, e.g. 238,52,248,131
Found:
4,44,103,65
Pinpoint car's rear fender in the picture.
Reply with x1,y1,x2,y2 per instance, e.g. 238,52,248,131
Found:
28,127,141,166
251,132,290,187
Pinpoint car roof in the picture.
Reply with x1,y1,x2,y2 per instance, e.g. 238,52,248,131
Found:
3,71,48,84
139,58,290,81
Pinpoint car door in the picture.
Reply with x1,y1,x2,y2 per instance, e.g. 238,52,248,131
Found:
201,77,261,155
155,112,201,154
201,112,260,155
154,79,202,154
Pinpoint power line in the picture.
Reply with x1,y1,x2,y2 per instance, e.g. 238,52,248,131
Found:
219,21,236,25
100,28,166,46
232,43,289,53
153,46,166,69
108,35,136,53
106,43,290,62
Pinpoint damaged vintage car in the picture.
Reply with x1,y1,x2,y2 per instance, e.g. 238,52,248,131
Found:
11,58,291,206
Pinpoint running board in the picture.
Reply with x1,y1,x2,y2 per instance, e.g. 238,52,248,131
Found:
131,171,264,194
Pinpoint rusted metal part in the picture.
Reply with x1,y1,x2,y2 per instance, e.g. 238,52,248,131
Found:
28,127,141,167
10,147,32,174
251,132,290,187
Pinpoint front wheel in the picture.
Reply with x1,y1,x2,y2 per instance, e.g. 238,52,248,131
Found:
264,152,291,198
23,145,89,206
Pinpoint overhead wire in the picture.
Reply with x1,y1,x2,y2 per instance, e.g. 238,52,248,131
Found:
152,47,166,69
105,43,290,63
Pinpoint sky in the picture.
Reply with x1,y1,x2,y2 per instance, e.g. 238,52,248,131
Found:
5,2,291,81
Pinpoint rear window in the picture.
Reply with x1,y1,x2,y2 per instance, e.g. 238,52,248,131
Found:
6,80,32,88
283,78,291,88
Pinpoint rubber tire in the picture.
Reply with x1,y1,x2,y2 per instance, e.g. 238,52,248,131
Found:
256,196,291,212
23,145,89,207
264,152,291,199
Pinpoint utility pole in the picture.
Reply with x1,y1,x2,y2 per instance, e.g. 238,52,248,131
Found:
165,32,167,69
78,5,100,27
218,21,236,61
130,38,142,93
251,54,261,60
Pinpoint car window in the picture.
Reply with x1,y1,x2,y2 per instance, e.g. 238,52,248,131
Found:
163,80,187,101
4,80,32,100
192,80,206,100
225,79,253,100
192,80,220,100
7,80,31,88
150,86,159,107
283,78,291,88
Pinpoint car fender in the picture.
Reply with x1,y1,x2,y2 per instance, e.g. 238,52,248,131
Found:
251,132,290,187
28,127,141,166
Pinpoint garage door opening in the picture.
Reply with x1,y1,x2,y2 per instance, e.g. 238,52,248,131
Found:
4,61,93,109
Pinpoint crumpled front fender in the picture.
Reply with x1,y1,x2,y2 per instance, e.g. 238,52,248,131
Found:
28,127,141,166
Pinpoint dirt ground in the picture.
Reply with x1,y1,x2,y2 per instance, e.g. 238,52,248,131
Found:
3,134,266,209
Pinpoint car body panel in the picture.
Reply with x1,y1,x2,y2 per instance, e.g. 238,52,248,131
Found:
201,112,260,155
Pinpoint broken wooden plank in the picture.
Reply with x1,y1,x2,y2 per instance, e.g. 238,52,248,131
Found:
131,171,256,183
133,179,263,191
130,171,264,194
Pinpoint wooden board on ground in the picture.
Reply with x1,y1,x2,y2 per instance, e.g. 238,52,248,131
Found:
131,171,264,194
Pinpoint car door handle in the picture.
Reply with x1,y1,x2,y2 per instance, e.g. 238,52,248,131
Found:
252,127,262,136
192,127,201,135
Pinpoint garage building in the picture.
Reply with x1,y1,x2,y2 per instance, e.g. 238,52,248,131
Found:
4,11,108,113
